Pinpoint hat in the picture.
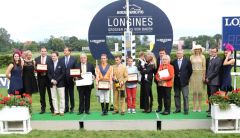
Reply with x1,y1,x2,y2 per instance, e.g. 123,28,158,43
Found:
223,43,234,52
191,44,205,52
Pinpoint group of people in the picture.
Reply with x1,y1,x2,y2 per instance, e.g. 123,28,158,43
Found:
6,43,235,116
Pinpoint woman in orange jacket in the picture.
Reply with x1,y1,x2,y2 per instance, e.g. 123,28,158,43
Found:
156,55,174,115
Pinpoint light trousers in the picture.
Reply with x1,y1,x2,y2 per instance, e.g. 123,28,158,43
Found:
51,86,65,114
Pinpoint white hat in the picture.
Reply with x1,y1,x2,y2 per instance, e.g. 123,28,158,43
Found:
191,44,205,52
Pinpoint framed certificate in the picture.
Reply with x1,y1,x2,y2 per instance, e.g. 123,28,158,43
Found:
158,69,169,79
98,81,110,90
36,64,47,72
127,73,138,82
70,69,81,77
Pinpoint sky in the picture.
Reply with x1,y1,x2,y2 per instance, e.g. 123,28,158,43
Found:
0,0,239,42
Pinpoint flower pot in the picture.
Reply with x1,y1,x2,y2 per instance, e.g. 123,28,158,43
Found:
0,106,31,134
211,104,240,119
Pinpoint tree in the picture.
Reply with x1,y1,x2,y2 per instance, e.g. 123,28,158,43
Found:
47,36,65,51
0,27,12,52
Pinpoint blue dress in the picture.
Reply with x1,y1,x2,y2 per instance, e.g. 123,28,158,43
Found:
8,65,23,94
220,59,233,92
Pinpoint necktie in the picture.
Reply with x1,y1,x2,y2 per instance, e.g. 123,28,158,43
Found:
82,64,86,73
65,56,69,67
178,60,181,69
41,56,44,64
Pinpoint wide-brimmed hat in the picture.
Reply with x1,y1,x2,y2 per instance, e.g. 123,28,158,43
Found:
191,44,205,52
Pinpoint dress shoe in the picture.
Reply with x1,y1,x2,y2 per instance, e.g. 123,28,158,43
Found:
206,109,210,113
52,113,58,116
85,111,90,115
173,110,181,114
120,112,125,115
207,113,211,117
39,110,45,114
60,113,64,116
161,112,170,115
70,109,74,114
184,111,189,115
155,109,162,113
64,110,69,113
112,111,119,114
78,112,84,115
146,110,152,113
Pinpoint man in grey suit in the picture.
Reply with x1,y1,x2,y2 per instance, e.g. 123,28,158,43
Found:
205,47,222,116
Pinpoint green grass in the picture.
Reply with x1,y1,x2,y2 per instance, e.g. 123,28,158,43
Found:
0,130,240,138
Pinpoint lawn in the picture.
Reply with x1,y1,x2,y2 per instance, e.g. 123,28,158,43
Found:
0,130,240,138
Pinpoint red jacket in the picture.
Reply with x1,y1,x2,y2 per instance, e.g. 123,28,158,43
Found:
155,64,174,87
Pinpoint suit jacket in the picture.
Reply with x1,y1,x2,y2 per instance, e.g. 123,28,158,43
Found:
60,56,77,85
76,62,95,89
35,55,51,75
172,57,193,87
113,64,128,90
206,56,222,86
48,60,66,87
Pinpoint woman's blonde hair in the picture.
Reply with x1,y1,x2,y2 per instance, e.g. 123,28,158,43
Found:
146,52,157,69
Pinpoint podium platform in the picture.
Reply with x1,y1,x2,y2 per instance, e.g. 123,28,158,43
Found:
31,111,211,130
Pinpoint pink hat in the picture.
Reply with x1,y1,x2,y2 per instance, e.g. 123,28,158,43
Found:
223,43,234,52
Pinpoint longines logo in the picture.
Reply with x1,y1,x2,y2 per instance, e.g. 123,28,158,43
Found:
90,39,105,44
117,4,144,15
224,18,240,27
156,38,172,43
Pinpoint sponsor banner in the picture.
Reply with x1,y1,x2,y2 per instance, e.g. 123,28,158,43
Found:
222,17,240,51
88,0,173,59
0,74,9,88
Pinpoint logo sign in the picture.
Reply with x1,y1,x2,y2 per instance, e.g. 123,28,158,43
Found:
223,17,240,51
0,76,9,88
88,0,173,59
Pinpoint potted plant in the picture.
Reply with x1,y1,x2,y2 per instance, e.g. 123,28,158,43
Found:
209,90,240,119
0,91,32,114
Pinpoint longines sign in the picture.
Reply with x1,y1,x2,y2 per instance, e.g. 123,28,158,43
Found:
222,17,240,51
88,0,173,59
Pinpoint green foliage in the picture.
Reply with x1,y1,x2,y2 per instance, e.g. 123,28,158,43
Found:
0,27,12,52
0,55,12,69
228,89,240,107
209,91,230,111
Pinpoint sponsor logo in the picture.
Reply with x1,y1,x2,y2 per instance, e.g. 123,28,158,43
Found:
156,38,172,43
117,4,144,15
224,17,240,27
90,40,105,44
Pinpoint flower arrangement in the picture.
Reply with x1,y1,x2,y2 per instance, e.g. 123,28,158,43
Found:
0,91,32,113
209,89,240,111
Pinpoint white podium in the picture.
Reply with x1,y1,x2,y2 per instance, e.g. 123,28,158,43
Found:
0,106,31,134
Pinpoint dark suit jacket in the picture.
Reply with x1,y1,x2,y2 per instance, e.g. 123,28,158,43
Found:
35,55,51,74
172,57,193,87
60,56,77,85
206,56,222,86
139,63,155,84
48,60,66,88
76,62,95,89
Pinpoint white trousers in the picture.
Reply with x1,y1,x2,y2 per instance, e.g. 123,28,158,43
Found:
98,90,110,103
51,86,65,114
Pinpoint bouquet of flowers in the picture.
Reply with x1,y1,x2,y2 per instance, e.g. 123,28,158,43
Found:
0,91,32,113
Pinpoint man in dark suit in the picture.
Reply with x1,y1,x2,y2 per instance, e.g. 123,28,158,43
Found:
35,47,54,114
172,50,192,115
76,53,95,115
155,48,166,113
48,51,66,116
61,47,77,113
206,47,222,116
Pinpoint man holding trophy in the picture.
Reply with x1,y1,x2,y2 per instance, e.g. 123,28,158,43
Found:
112,56,128,115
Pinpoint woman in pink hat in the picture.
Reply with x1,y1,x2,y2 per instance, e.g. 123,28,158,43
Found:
220,43,235,92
